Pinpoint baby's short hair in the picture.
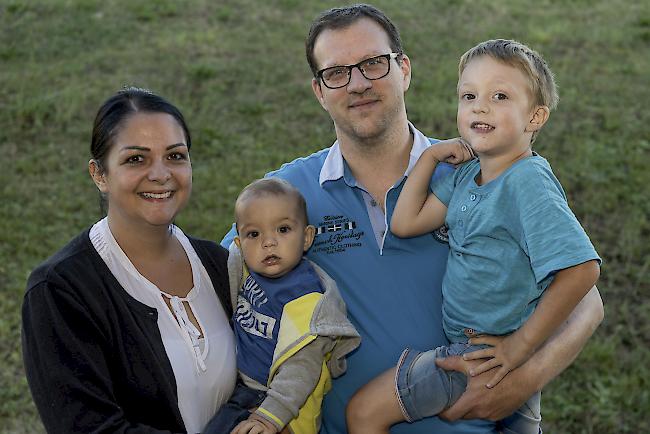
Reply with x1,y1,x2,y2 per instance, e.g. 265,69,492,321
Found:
459,39,559,111
235,178,308,225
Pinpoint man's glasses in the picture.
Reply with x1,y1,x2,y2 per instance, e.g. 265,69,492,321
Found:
317,53,401,89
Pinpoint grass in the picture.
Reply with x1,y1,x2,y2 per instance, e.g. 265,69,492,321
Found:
1,0,648,432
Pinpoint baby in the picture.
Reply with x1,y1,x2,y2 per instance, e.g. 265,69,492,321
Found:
205,178,359,434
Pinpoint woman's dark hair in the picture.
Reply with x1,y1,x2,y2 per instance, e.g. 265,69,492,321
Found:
91,87,192,171
91,87,192,212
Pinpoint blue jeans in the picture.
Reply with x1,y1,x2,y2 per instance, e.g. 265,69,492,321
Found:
395,344,542,434
203,382,266,434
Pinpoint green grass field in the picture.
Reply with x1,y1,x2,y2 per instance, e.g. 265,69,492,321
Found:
1,0,648,432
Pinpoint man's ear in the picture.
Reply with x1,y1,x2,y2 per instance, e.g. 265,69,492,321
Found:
303,225,316,252
399,53,412,92
311,77,328,111
88,159,108,192
526,105,550,132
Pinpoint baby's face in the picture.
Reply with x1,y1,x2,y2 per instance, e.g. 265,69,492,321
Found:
457,55,539,157
236,194,314,278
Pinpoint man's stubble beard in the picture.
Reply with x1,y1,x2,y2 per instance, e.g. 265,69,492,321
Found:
336,95,405,149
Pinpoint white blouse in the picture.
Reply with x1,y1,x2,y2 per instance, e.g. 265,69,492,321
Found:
90,218,236,433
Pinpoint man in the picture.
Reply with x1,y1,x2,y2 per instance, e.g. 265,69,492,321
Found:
224,4,603,433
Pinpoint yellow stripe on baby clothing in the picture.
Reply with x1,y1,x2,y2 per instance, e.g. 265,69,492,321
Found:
256,407,284,429
269,292,323,380
288,358,331,434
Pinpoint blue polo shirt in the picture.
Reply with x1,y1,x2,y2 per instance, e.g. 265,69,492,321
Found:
223,125,494,434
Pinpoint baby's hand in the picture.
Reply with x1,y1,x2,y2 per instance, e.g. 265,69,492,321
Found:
461,333,535,388
427,138,475,166
230,412,279,434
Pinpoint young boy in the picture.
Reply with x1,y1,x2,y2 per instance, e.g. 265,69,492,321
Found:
345,39,601,433
204,178,359,434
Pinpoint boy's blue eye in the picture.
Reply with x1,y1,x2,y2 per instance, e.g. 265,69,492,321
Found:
279,226,291,233
494,93,507,100
461,93,475,101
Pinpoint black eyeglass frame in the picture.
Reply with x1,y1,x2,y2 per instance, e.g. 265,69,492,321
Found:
316,52,402,89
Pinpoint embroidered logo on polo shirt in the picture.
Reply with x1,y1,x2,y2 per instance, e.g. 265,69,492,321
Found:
311,215,364,255
433,224,450,244
316,220,356,235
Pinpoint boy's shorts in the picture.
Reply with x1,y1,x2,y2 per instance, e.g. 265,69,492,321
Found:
395,344,542,433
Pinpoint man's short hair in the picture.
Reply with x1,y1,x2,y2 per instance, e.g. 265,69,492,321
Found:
235,178,308,226
306,3,403,77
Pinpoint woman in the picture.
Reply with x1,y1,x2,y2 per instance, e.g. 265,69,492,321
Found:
22,87,237,433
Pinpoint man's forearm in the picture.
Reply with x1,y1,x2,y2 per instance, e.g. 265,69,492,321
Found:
516,261,600,361
518,285,603,390
436,285,603,421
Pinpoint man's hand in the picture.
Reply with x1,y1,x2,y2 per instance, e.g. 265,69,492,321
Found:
462,334,536,388
435,355,536,421
428,138,475,166
231,412,279,434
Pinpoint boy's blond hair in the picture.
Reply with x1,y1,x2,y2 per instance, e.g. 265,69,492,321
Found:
459,39,558,143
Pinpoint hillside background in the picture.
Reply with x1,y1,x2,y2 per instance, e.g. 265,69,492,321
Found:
1,0,648,432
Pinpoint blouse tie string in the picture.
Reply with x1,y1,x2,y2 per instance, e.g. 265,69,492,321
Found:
163,293,207,372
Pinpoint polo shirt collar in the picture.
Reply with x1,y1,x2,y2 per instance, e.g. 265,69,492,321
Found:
318,122,431,186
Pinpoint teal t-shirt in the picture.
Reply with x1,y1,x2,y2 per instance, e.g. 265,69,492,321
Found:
431,155,600,343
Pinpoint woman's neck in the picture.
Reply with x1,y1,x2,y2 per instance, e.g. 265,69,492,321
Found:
106,214,176,263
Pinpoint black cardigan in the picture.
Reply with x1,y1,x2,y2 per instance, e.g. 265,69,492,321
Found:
22,229,232,433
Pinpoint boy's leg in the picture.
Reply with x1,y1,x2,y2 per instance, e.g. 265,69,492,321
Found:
346,367,404,434
346,346,467,433
499,391,542,434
